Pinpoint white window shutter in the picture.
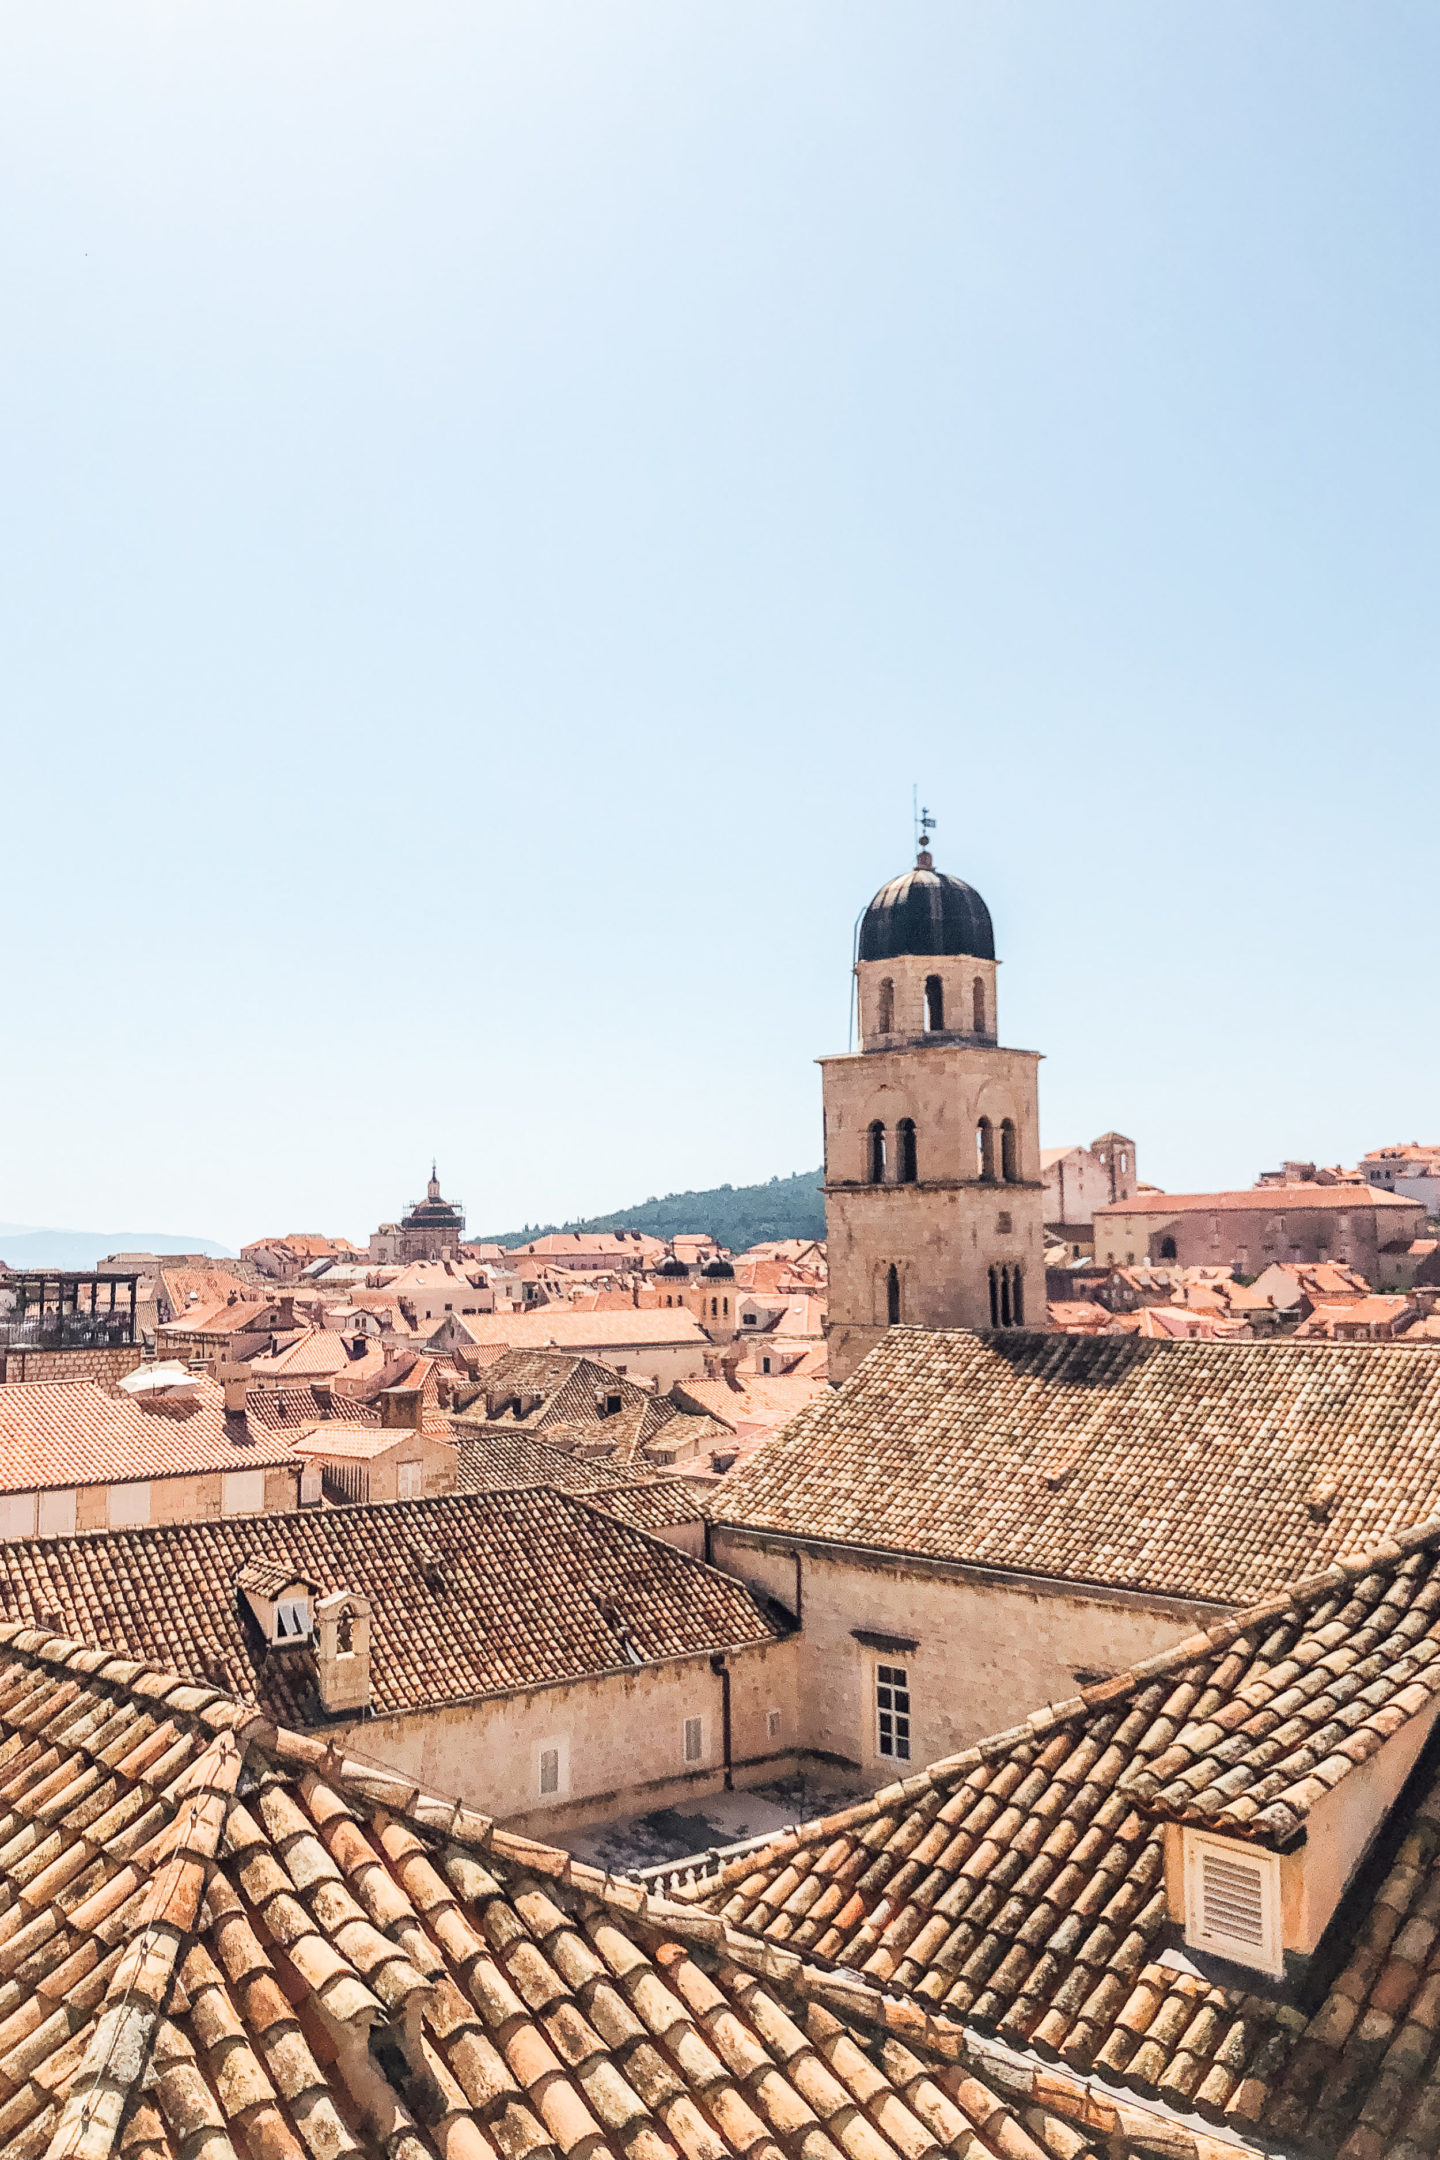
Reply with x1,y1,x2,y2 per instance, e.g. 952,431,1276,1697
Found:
1183,1829,1283,1975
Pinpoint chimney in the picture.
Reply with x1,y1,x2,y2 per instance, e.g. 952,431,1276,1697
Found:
276,1294,296,1331
381,1386,424,1431
219,1361,250,1415
315,1590,371,1715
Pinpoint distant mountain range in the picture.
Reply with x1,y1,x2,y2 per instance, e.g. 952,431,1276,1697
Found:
482,1168,825,1252
0,1223,235,1269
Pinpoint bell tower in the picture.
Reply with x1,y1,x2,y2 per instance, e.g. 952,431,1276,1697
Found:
821,840,1045,1384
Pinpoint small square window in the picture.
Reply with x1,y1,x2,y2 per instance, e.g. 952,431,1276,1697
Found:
684,1715,704,1764
275,1598,311,1641
876,1663,911,1760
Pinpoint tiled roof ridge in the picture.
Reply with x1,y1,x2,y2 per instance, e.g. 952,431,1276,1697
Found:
694,1513,1440,1892
0,1621,1237,2160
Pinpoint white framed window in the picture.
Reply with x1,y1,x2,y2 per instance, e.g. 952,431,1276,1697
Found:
37,1489,76,1538
1183,1829,1283,1976
275,1597,312,1641
222,1469,266,1518
535,1736,569,1798
876,1664,911,1760
397,1460,423,1500
107,1482,151,1530
683,1714,704,1764
0,1492,37,1541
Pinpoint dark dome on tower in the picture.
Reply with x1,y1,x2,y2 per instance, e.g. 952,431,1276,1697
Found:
858,851,994,963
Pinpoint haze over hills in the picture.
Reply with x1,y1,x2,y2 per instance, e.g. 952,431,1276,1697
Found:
0,1223,235,1269
482,1168,824,1252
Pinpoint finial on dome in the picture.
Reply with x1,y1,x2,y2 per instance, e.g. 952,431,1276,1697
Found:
427,1161,440,1200
916,803,937,870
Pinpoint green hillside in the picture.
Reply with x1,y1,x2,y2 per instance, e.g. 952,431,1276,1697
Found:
482,1168,824,1252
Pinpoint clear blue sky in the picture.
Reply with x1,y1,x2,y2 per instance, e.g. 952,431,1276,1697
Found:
3,3,1437,1248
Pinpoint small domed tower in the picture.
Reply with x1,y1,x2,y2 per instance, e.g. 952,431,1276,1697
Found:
654,1256,691,1309
821,841,1044,1383
697,1258,737,1343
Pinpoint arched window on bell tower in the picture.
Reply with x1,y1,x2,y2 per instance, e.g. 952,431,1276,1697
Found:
868,1121,887,1183
988,1266,999,1326
972,978,986,1035
887,1265,900,1325
976,1117,995,1181
924,975,944,1032
876,977,894,1034
1000,1118,1019,1182
1011,1265,1024,1325
897,1118,917,1183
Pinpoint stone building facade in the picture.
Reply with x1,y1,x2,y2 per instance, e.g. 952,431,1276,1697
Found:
1093,1184,1427,1276
821,849,1045,1383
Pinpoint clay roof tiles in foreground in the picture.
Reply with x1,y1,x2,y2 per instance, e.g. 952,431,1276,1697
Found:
0,1486,783,1726
0,1622,1196,2160
712,1328,1440,1607
0,1375,299,1494
687,1519,1440,2159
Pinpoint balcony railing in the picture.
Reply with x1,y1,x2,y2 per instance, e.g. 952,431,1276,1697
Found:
0,1316,138,1350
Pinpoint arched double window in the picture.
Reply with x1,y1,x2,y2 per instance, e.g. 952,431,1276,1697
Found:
897,1117,917,1184
887,1264,901,1325
876,977,894,1034
976,1117,996,1181
987,1263,1026,1328
868,1121,887,1184
972,978,986,1035
924,975,944,1032
1000,1117,1019,1183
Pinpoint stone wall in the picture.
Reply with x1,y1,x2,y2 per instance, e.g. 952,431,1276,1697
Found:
711,1526,1221,1777
0,1344,146,1392
326,1634,800,1832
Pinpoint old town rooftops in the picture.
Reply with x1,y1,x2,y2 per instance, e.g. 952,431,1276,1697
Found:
0,1624,1198,2160
0,1376,299,1495
0,1485,787,1725
1095,1187,1423,1216
712,1327,1440,1607
686,1521,1440,2158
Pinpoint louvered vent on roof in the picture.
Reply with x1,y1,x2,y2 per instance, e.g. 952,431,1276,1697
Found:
1183,1829,1282,1976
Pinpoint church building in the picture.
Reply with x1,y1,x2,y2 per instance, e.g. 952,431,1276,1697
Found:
821,844,1045,1382
368,1165,467,1263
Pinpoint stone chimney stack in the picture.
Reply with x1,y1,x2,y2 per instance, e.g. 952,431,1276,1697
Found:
380,1386,424,1431
316,1591,372,1715
219,1361,251,1416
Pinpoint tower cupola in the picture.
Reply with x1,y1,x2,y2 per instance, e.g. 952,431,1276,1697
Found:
857,847,999,1051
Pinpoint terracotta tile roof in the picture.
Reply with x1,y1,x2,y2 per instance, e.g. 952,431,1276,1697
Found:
0,1486,785,1724
1097,1187,1423,1216
0,1623,1176,2160
712,1328,1440,1606
448,1307,710,1351
676,1372,829,1439
248,1328,386,1381
584,1479,709,1534
0,1376,299,1493
689,1520,1440,2157
291,1419,445,1462
244,1383,382,1429
452,1427,651,1493
1294,1296,1419,1338
160,1295,274,1337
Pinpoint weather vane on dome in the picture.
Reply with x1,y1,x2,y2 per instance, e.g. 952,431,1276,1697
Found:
914,790,937,865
